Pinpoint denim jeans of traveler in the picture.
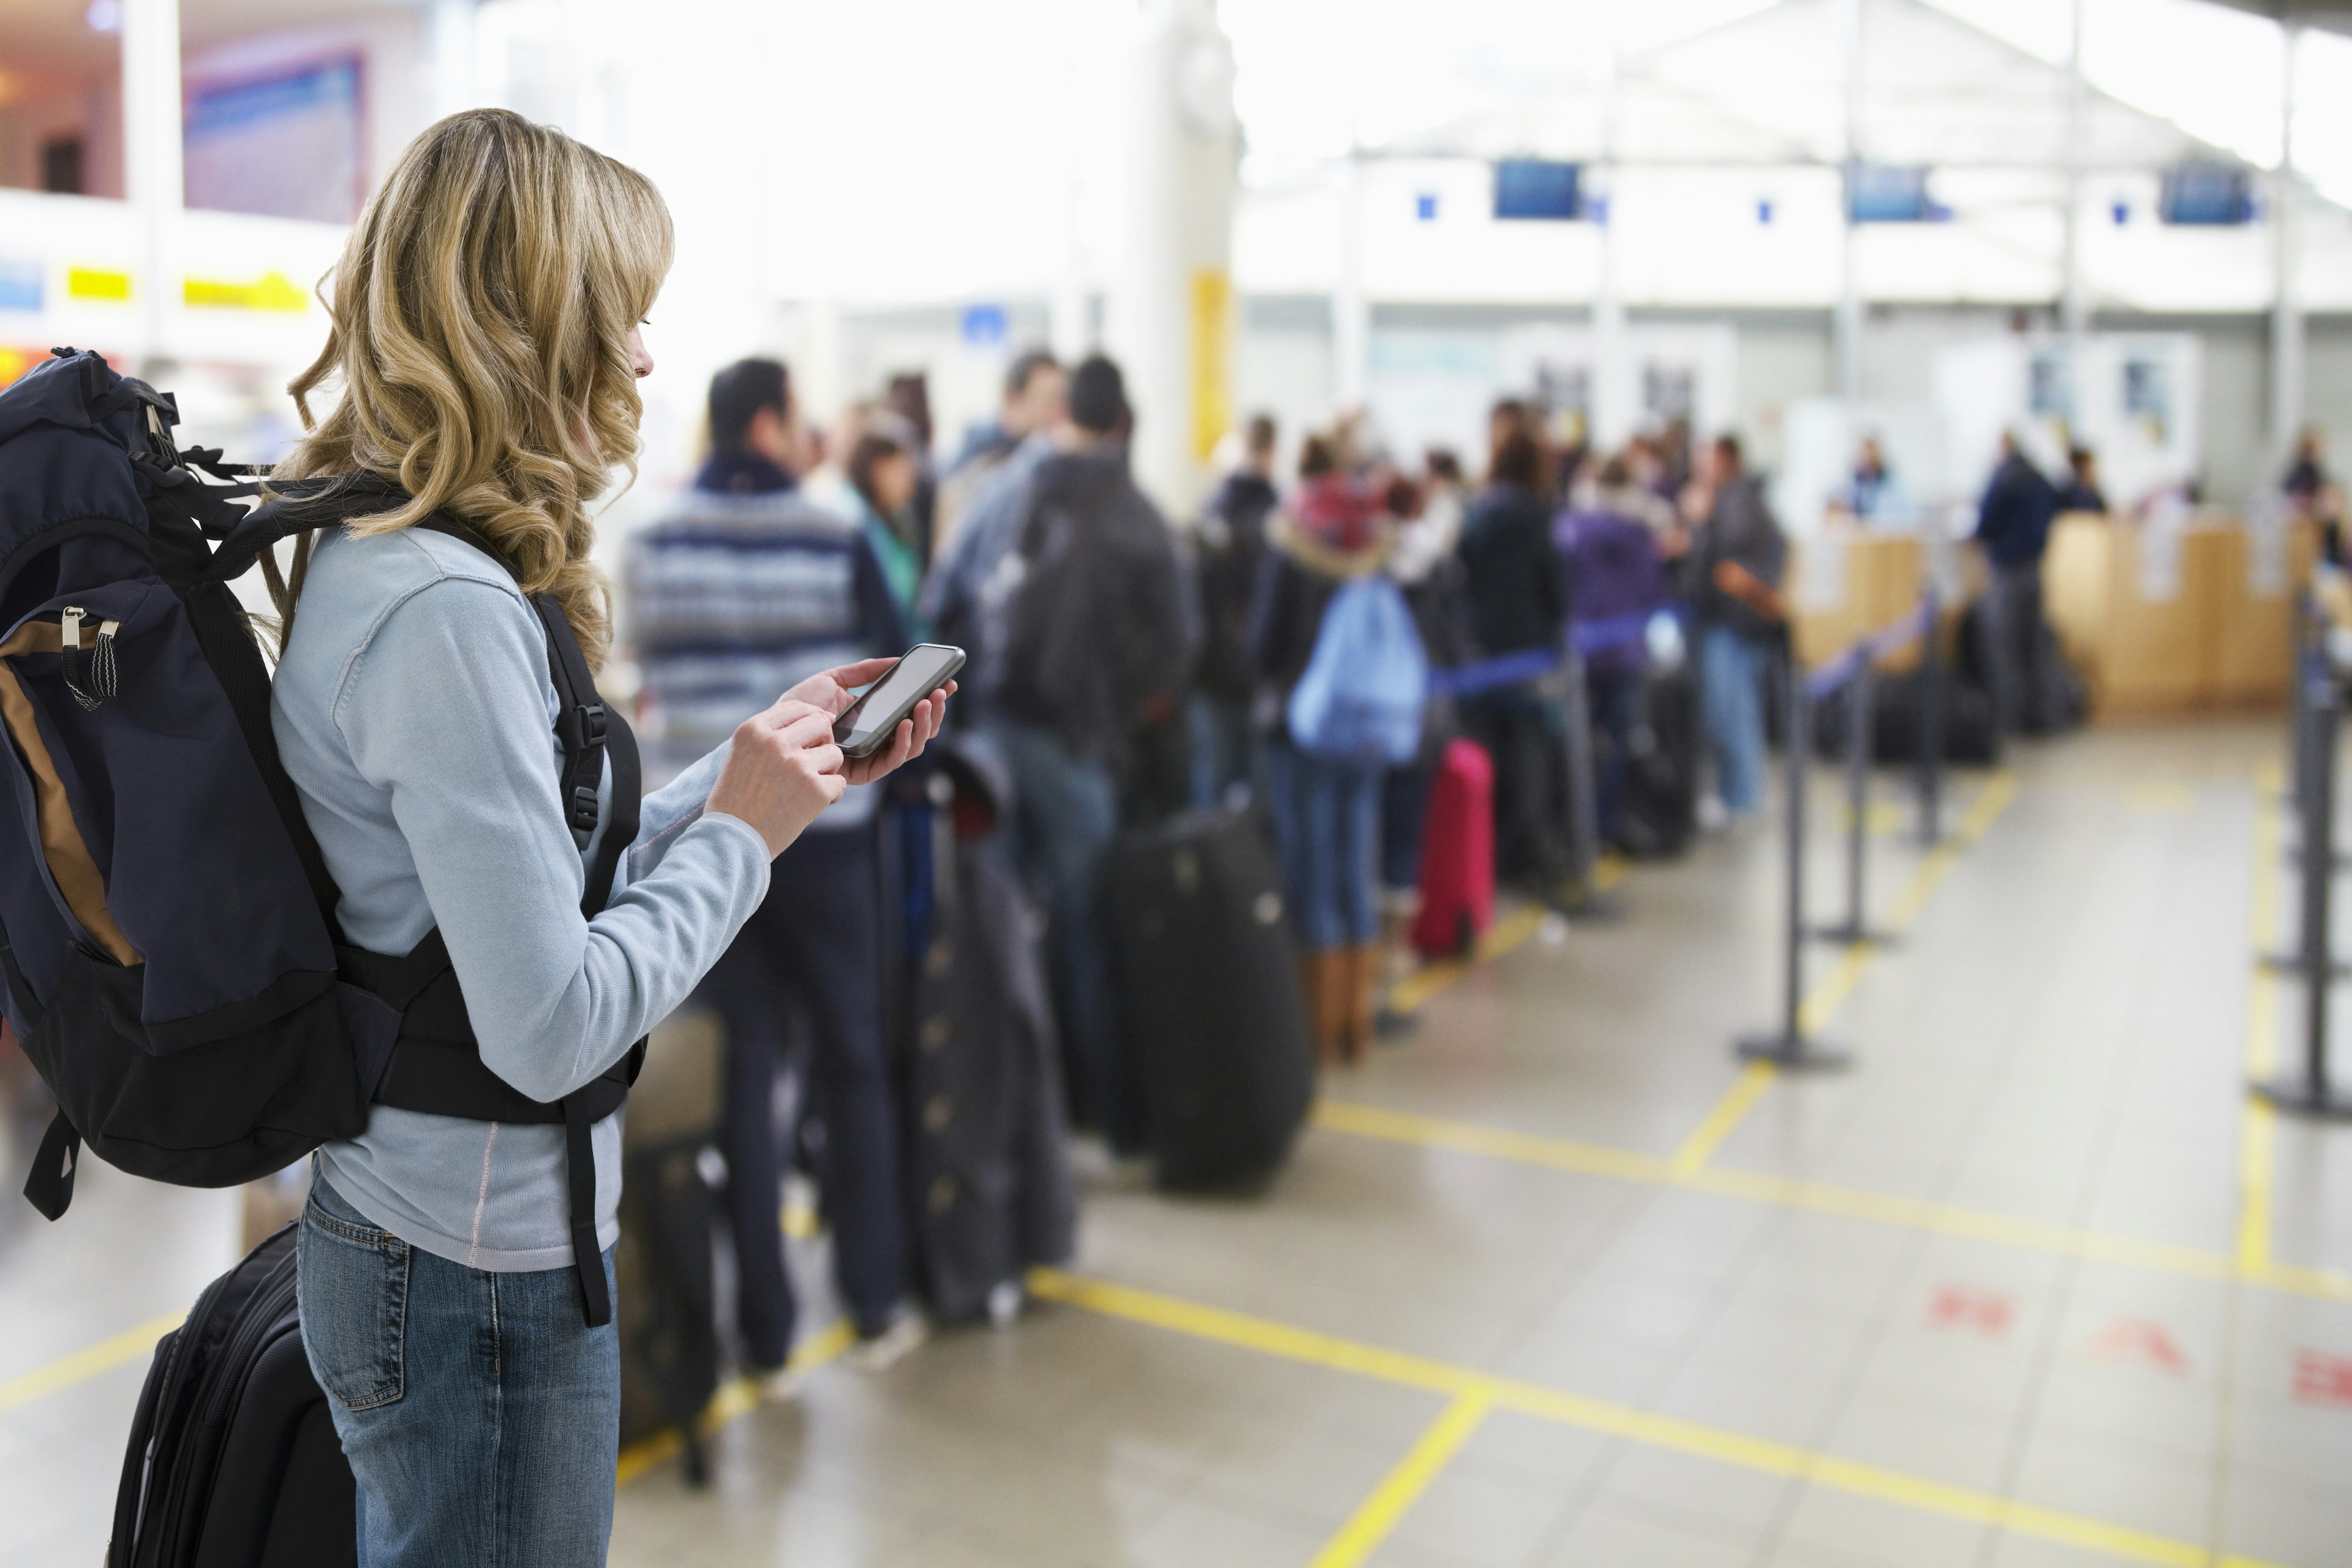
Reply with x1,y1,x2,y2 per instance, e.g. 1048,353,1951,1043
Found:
1267,737,1382,951
297,1177,619,1567
1700,623,1770,816
987,718,1132,1148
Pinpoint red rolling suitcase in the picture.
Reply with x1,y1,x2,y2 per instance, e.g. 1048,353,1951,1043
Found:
1411,738,1496,958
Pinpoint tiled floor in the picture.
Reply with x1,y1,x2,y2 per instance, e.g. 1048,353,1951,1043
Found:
4,717,2350,1566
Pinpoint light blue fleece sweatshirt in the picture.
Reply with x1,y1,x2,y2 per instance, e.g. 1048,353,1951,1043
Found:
270,524,773,1271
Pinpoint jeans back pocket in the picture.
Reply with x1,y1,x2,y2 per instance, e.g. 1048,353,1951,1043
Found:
296,1194,410,1411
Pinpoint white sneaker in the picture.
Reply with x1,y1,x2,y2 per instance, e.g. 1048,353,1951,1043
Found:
1697,794,1730,831
846,1310,930,1372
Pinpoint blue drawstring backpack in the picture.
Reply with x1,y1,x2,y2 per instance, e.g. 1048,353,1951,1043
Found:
1286,575,1429,766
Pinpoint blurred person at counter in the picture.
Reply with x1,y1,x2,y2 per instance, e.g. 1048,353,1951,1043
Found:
628,356,927,1379
1456,424,1572,896
1842,434,1916,526
2057,445,2108,514
933,349,1066,559
1971,431,2062,735
2283,428,2346,565
1189,412,1281,808
1688,435,1787,824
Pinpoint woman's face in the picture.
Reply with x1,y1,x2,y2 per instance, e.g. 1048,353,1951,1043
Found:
873,449,918,514
627,325,653,380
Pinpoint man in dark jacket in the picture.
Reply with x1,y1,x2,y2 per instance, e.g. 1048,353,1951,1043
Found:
1456,427,1573,894
1973,432,2062,734
1191,412,1280,807
988,354,1192,1149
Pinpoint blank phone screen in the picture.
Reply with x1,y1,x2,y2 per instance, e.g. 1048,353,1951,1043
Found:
834,645,962,750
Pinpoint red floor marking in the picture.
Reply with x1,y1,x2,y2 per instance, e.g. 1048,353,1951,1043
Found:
2293,1349,2352,1408
1928,1285,2015,1338
2082,1317,2188,1375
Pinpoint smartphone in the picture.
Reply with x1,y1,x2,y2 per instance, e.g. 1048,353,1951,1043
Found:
832,644,965,758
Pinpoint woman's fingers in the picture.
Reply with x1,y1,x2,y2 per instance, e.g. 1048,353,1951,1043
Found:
778,709,840,752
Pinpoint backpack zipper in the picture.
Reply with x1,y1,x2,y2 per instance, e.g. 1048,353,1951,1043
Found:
58,606,121,710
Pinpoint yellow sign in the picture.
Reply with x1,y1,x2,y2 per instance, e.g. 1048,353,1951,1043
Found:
184,271,307,312
1189,266,1233,464
67,268,131,302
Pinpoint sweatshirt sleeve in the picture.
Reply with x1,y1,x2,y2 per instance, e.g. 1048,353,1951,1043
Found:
336,576,771,1102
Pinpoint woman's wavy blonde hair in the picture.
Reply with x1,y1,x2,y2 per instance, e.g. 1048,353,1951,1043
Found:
270,108,673,670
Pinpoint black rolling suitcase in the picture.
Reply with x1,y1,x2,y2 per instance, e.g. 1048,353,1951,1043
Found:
1615,664,1700,860
1101,810,1315,1191
615,1009,725,1486
110,1223,357,1568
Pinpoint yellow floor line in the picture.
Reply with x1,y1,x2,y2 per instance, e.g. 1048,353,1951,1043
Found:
2239,760,2283,1276
1669,770,2021,1177
614,1317,856,1486
1303,1391,1493,1568
1028,1269,2288,1568
1387,904,1548,1016
1668,1061,1777,1175
1311,1099,2352,1306
0,1312,182,1415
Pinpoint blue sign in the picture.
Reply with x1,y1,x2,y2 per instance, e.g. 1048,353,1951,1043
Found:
0,259,40,312
1415,192,1438,222
1847,165,1947,223
960,303,1008,347
1494,160,1582,221
1756,198,1774,225
2158,165,2253,227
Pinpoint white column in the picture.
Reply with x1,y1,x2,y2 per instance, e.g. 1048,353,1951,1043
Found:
2059,0,2088,345
1332,150,1370,413
1833,0,1864,405
1593,42,1626,449
1050,174,1090,362
1105,0,1240,514
2271,21,2304,459
429,0,478,123
121,0,183,369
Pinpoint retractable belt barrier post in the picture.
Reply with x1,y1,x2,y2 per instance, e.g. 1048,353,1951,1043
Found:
1915,587,1945,848
1802,599,1932,951
2264,635,2352,978
1556,641,1627,921
1736,648,1850,1069
2255,658,2352,1118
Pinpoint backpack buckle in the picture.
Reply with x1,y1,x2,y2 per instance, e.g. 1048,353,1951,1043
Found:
569,784,600,836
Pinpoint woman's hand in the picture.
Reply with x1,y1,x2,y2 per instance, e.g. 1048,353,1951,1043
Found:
840,683,952,785
778,658,899,719
706,702,848,859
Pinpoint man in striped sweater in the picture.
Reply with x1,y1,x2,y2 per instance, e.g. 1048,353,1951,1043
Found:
626,358,925,1378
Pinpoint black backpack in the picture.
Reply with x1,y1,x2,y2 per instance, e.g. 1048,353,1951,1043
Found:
0,347,639,1324
110,1223,356,1568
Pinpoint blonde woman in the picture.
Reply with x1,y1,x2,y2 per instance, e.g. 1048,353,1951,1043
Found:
266,109,944,1562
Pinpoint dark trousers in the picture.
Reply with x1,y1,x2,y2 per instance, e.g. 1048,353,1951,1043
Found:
1586,663,1644,846
695,826,905,1361
1981,563,2050,735
1463,683,1571,895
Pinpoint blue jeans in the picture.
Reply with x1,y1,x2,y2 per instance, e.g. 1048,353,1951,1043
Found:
1188,693,1256,811
298,1179,619,1567
1267,739,1382,951
1701,624,1770,815
987,720,1130,1145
